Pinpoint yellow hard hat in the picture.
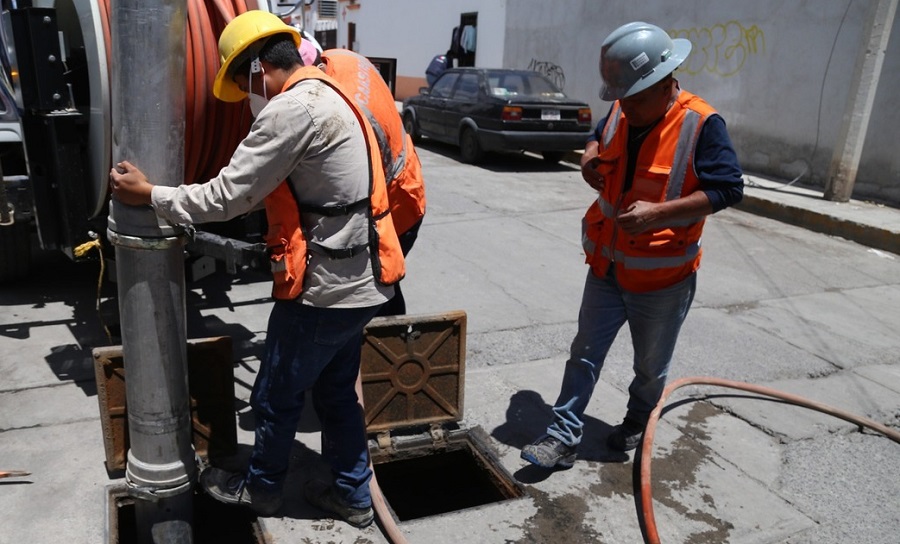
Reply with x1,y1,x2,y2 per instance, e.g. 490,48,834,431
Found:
213,10,301,102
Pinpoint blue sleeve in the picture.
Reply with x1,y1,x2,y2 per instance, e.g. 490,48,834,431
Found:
586,103,614,144
695,114,744,212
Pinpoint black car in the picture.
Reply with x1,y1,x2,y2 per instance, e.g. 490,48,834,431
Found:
402,68,592,164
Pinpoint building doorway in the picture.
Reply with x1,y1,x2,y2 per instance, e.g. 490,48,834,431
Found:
455,12,477,67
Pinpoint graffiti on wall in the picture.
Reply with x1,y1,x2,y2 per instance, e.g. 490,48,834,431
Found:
527,58,566,90
669,21,765,77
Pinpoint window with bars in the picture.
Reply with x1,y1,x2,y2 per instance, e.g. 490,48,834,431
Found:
318,0,337,18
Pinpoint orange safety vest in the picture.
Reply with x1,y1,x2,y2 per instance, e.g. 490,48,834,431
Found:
322,49,426,236
264,66,405,301
582,90,716,293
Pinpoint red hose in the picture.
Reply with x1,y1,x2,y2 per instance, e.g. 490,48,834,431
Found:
640,377,900,544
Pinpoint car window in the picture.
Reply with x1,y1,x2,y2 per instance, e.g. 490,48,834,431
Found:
487,71,566,99
430,73,459,98
452,73,480,100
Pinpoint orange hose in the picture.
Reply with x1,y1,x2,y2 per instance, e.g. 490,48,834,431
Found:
354,372,410,544
639,376,900,544
211,0,236,21
195,1,218,179
184,0,201,184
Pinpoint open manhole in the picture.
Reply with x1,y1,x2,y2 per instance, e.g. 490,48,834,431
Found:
371,424,523,521
106,485,270,544
361,312,525,522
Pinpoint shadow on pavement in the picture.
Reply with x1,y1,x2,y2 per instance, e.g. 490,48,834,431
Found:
415,139,580,174
490,389,629,484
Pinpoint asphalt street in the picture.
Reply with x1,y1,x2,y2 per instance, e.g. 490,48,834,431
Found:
1,141,899,543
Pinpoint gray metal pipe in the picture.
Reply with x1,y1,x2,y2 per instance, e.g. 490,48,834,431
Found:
107,2,194,543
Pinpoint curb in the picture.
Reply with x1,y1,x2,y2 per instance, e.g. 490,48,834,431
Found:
735,195,899,256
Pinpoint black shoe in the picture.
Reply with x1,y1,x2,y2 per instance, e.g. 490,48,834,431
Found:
607,418,645,452
199,467,283,516
520,436,577,469
304,479,374,529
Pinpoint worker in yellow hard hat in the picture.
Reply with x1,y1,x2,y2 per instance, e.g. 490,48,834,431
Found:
110,10,404,528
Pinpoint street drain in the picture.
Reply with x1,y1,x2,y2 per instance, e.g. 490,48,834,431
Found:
106,486,270,544
371,428,524,522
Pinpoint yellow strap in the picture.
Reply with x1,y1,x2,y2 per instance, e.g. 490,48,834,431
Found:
74,238,113,344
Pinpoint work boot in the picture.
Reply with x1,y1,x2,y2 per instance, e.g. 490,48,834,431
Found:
200,467,283,517
304,479,375,529
520,435,577,469
606,418,646,452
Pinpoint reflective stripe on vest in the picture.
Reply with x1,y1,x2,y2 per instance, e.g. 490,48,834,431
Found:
581,216,596,256
666,109,702,202
608,241,702,270
601,103,621,148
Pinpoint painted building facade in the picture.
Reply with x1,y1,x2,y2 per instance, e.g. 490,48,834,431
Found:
309,0,900,205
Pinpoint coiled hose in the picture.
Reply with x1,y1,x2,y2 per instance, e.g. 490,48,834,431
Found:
96,0,253,185
640,376,900,544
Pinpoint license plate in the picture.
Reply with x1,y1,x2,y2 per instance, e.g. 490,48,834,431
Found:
541,109,561,121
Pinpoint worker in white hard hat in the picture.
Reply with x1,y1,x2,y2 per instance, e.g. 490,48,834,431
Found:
110,10,404,527
522,22,744,469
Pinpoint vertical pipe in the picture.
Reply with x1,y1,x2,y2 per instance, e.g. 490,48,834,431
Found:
107,1,193,543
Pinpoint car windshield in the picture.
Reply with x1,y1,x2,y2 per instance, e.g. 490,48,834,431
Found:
487,71,565,98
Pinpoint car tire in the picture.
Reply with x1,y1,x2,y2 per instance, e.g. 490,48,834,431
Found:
459,127,484,164
403,112,421,144
541,151,566,164
0,221,32,283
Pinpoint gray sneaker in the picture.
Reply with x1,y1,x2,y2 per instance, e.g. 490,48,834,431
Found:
199,467,283,517
304,479,374,529
520,436,577,469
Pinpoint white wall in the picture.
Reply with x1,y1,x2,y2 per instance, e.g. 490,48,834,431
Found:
503,1,885,196
349,0,507,82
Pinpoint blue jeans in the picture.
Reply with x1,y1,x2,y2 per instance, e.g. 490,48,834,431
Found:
246,300,380,508
546,268,696,447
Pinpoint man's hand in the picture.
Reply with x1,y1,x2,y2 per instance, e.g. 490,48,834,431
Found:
616,200,659,235
580,141,605,192
109,161,154,206
581,157,606,192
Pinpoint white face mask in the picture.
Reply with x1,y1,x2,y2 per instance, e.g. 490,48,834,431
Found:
249,93,268,117
248,57,269,117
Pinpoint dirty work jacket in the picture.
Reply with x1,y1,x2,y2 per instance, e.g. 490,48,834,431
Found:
582,90,717,293
322,49,426,236
265,66,405,301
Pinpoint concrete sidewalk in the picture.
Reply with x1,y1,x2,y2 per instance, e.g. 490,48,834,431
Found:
738,174,900,257
1,148,898,544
